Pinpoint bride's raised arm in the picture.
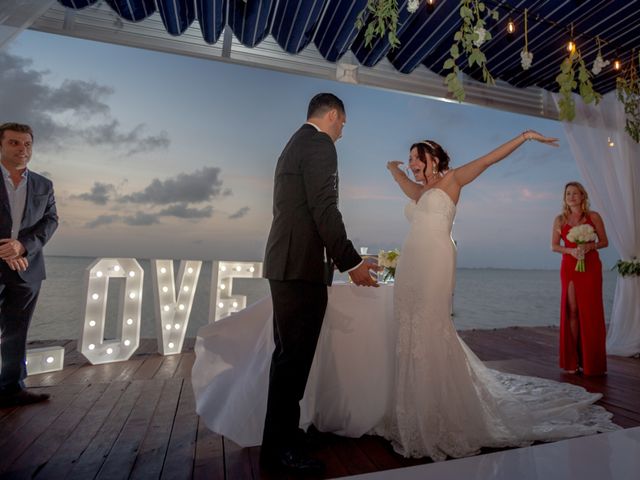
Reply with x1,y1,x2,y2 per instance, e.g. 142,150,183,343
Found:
387,160,423,201
453,131,558,188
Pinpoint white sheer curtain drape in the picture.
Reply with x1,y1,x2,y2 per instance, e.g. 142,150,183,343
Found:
0,0,55,51
554,91,640,356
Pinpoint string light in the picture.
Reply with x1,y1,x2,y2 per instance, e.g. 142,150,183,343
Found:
506,18,516,35
613,52,622,70
607,136,615,147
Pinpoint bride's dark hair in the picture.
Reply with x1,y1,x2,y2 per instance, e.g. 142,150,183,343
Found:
410,140,451,181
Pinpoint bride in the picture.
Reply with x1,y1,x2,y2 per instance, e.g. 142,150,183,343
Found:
376,131,619,460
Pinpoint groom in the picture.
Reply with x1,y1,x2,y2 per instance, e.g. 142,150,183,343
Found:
261,93,378,474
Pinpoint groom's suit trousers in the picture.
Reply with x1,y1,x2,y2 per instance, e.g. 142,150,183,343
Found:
261,279,328,453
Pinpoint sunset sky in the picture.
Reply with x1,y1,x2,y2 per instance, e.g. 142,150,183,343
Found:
2,29,619,269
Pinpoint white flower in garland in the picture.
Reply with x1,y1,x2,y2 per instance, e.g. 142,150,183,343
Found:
473,26,488,47
520,49,534,70
407,0,420,13
592,53,610,75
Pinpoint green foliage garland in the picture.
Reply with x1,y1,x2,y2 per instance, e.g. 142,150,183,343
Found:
355,1,633,134
616,51,640,143
442,0,499,102
556,49,601,121
356,0,400,49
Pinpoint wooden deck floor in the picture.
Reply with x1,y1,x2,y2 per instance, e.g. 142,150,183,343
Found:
2,326,639,479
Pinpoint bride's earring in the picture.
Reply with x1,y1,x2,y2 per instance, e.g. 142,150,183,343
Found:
432,163,438,175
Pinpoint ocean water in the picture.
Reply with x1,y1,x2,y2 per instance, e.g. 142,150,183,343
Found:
28,256,617,341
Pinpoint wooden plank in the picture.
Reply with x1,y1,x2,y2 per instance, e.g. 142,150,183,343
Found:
193,419,225,480
160,379,198,480
112,358,146,382
224,438,254,480
332,436,380,476
61,360,137,385
25,362,84,387
0,405,17,422
34,381,130,480
94,379,165,480
153,355,182,380
0,383,87,474
129,378,184,480
357,434,410,472
172,352,196,379
132,355,165,380
0,385,80,441
3,328,639,480
65,381,145,480
6,382,109,479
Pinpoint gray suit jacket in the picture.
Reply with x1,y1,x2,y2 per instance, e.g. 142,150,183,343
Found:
264,124,361,285
0,170,58,284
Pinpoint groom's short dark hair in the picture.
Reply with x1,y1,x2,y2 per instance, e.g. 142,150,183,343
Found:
307,93,345,119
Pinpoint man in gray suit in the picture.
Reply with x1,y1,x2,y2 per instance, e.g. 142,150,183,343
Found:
0,122,58,407
261,94,378,474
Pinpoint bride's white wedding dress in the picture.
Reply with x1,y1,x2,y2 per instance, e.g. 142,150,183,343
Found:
373,188,618,460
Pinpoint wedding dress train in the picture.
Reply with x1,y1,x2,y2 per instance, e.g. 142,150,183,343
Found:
372,188,618,460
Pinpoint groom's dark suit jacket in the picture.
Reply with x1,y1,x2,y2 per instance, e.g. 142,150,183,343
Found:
264,124,361,285
0,170,58,285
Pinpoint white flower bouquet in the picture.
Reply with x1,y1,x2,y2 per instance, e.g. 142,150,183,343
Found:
566,224,597,272
378,249,400,282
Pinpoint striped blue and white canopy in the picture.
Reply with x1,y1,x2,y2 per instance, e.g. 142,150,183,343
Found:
55,0,640,96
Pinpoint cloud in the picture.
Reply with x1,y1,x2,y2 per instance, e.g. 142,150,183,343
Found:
0,51,169,155
123,212,161,226
520,188,555,201
85,212,161,228
73,182,116,205
80,122,170,156
228,206,250,219
119,167,225,205
85,215,120,228
158,203,214,218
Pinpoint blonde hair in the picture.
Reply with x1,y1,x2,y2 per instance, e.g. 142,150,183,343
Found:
561,181,590,223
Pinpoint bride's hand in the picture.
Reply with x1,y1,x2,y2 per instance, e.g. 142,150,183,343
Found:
522,130,560,147
387,160,404,171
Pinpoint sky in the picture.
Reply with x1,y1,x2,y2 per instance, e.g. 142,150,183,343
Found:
2,29,619,270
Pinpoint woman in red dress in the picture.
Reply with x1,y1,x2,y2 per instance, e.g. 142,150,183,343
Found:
552,182,609,375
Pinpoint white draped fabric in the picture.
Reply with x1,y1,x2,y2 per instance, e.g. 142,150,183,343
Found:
555,91,640,356
0,0,55,51
192,284,396,447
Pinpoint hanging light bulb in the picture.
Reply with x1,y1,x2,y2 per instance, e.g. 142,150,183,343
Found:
613,56,622,70
607,136,615,147
566,23,576,53
506,18,516,35
426,0,436,5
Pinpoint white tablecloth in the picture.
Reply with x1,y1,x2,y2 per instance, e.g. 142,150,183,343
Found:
192,283,395,447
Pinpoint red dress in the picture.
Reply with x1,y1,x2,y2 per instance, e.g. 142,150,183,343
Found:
559,217,607,375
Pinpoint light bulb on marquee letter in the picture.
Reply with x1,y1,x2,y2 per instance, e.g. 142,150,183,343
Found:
210,261,263,321
79,258,143,365
151,260,202,355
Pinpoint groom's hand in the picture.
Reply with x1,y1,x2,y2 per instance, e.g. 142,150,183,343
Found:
348,259,380,287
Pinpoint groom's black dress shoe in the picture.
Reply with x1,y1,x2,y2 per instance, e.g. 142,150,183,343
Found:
296,425,324,450
260,448,325,475
0,389,50,408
